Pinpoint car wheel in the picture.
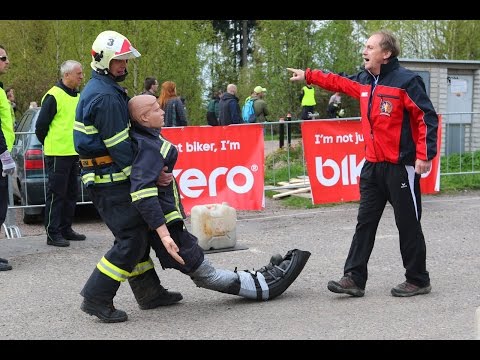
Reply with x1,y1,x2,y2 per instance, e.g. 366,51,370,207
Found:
23,211,42,224
20,190,44,224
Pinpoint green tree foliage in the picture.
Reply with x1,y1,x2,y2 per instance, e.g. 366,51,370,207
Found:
313,20,361,117
249,20,318,120
1,20,211,125
1,19,480,126
431,20,480,60
241,20,361,120
212,20,256,68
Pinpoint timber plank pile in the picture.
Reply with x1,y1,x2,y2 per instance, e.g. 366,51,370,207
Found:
272,176,311,199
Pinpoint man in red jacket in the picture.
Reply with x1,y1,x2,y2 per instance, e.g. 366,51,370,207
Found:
288,29,438,298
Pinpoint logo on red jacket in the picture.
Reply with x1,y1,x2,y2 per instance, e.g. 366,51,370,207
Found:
379,100,393,116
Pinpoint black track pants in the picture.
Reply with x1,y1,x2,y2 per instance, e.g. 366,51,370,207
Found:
344,161,430,289
44,155,79,238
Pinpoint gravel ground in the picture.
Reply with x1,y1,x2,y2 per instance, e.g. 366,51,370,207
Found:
1,190,480,340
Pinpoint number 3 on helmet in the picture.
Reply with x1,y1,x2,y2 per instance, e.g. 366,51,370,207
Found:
90,30,141,74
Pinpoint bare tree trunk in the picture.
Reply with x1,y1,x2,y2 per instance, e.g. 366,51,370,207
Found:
241,20,248,68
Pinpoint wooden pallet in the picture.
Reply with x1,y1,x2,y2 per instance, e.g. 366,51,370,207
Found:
272,176,311,199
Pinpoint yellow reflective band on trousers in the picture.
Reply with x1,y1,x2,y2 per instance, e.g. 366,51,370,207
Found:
130,258,155,277
131,187,158,202
165,210,183,224
96,256,131,282
104,128,129,148
73,121,98,134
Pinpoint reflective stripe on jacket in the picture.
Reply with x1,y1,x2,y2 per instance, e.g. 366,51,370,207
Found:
74,70,132,187
130,122,185,230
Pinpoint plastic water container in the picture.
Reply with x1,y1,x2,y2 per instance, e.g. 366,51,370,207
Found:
190,202,237,250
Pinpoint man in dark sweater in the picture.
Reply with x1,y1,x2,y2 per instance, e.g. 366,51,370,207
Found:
218,84,242,125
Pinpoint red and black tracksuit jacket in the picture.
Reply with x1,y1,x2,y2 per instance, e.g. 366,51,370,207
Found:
305,57,438,165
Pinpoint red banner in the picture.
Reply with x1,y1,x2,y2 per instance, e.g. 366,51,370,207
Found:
420,115,442,194
160,124,265,214
301,119,442,204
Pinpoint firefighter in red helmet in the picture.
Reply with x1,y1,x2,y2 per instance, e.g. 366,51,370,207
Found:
74,30,182,323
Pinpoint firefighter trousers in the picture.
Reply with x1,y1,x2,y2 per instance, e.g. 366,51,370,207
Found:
80,181,153,305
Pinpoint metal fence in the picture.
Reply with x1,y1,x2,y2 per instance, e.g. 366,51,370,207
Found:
263,112,480,190
4,112,479,238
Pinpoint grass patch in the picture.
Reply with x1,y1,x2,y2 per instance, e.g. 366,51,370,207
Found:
440,150,480,191
265,142,306,185
265,146,480,206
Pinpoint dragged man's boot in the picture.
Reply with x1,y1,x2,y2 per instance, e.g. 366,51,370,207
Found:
128,269,183,310
189,249,311,301
242,249,311,300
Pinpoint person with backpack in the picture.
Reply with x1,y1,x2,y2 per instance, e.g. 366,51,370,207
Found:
218,84,242,125
242,86,269,123
206,90,222,126
244,91,255,105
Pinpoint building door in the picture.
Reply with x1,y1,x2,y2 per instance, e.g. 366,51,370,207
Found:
446,74,473,155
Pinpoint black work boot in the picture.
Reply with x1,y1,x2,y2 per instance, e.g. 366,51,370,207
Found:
0,257,12,271
62,229,86,241
128,269,183,310
245,249,311,301
80,298,128,323
46,235,70,247
0,262,12,271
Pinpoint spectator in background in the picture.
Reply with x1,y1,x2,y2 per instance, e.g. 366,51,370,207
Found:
0,44,15,271
244,90,255,105
299,84,316,120
180,96,188,120
141,77,159,98
329,91,341,105
251,85,269,123
327,92,342,118
158,81,187,127
35,60,86,247
206,90,222,126
5,87,18,129
218,84,242,125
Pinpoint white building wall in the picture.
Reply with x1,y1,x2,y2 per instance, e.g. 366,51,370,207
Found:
402,60,480,155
